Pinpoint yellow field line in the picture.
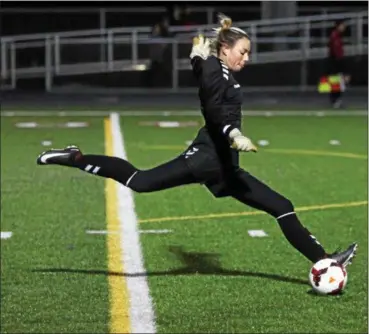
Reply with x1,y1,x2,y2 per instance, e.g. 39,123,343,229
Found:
266,148,367,159
105,118,131,333
134,144,367,160
138,200,368,224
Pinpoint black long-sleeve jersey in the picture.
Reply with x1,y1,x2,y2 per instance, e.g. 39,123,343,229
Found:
185,55,244,179
191,55,243,137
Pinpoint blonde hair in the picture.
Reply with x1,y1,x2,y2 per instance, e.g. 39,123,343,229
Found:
210,13,249,55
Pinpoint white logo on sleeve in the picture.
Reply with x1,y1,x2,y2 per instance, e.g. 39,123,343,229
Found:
184,147,199,159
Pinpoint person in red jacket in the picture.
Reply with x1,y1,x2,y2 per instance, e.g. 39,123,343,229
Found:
328,20,350,108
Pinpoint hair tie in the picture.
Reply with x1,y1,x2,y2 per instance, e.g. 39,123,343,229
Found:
218,13,232,30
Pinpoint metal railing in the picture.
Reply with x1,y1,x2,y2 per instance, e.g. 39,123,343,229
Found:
1,11,367,92
1,10,367,42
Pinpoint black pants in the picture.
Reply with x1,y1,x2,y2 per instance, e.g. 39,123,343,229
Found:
75,143,328,262
127,156,197,192
125,155,293,219
97,126,294,219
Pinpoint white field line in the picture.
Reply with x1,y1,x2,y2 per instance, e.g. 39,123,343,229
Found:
110,112,156,333
1,110,368,117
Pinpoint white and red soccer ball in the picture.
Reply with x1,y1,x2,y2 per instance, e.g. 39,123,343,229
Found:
309,258,348,295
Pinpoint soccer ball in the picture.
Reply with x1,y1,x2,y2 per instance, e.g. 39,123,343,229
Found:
308,258,348,295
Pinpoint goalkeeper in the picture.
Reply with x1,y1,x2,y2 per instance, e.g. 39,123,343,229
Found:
36,14,357,266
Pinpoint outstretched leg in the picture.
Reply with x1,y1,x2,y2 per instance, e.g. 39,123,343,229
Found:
37,145,197,193
229,169,357,265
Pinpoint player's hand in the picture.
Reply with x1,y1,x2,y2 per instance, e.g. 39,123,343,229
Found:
231,136,258,152
229,129,258,152
190,34,210,60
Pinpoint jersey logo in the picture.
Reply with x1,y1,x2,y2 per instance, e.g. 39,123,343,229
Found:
184,147,199,159
222,65,229,80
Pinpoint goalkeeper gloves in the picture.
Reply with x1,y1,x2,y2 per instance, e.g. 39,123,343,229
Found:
190,34,211,60
229,128,258,153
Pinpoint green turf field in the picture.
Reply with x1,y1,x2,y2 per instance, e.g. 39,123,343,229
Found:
1,111,368,333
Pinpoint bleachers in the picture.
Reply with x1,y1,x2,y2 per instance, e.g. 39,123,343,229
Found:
1,10,367,91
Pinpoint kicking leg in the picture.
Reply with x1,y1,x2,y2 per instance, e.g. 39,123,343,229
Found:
229,170,357,265
37,145,197,192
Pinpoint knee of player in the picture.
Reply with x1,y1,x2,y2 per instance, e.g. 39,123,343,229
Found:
128,177,154,193
124,171,144,193
129,182,148,193
279,197,295,215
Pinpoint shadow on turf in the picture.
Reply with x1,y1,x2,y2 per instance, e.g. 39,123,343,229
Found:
31,246,308,286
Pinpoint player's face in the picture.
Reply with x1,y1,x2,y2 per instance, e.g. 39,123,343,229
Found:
225,37,250,72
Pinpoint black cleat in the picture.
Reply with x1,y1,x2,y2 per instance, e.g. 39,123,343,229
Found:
37,145,82,166
329,243,358,267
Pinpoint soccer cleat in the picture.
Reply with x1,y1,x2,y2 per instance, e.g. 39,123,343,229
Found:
37,145,82,166
329,242,358,267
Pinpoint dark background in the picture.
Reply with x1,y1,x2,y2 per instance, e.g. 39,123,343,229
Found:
0,1,367,109
1,1,367,35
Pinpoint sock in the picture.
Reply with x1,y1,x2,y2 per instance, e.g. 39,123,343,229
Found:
277,213,327,263
73,154,138,185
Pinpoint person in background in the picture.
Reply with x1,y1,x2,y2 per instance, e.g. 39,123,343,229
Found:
327,20,350,108
148,15,172,87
